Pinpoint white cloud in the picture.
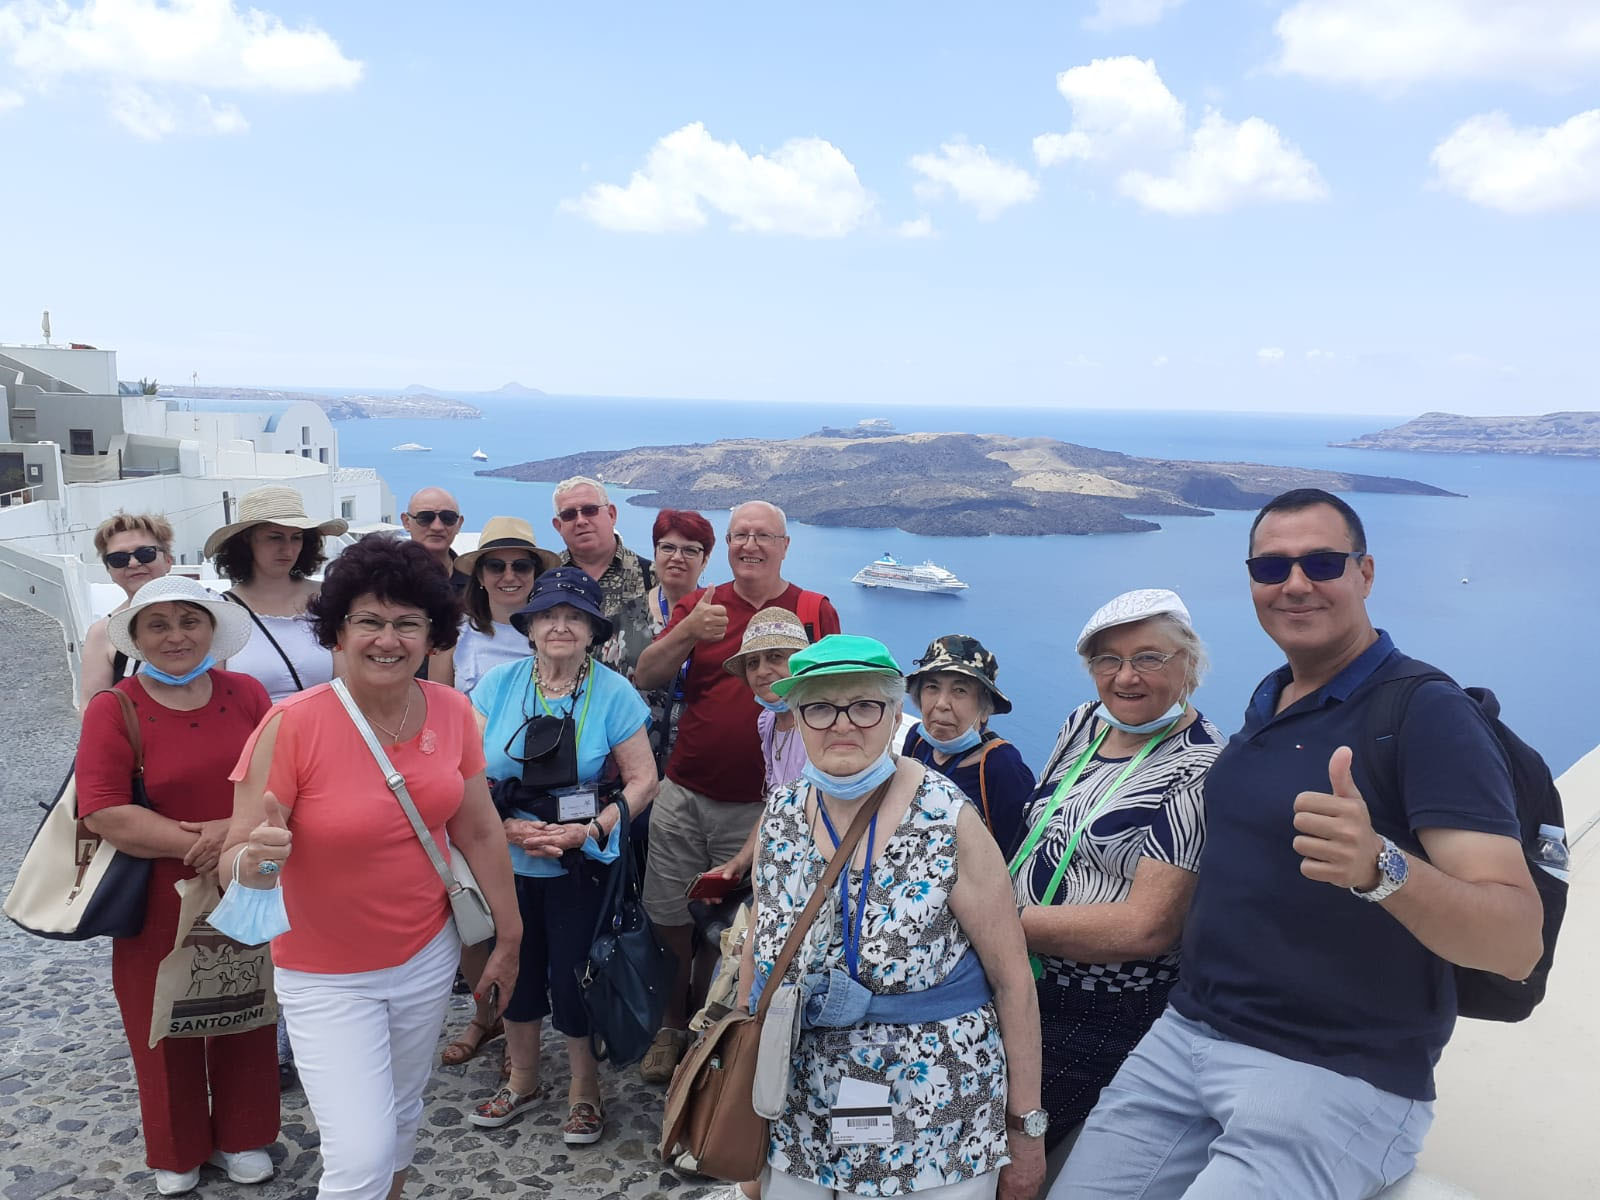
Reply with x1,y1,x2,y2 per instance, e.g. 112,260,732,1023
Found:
895,215,936,239
1119,112,1327,214
1274,0,1600,91
0,86,21,112
1084,0,1185,31
566,122,875,237
1035,57,1326,214
0,0,361,138
1307,348,1336,361
1152,353,1170,368
1258,346,1286,364
909,139,1039,220
1032,57,1185,168
1431,109,1600,213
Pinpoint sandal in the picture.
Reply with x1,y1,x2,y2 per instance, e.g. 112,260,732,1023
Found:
562,1099,605,1145
441,1016,504,1067
468,1083,544,1129
639,1027,692,1084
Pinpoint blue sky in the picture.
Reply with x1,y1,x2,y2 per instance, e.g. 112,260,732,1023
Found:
1,1,1596,414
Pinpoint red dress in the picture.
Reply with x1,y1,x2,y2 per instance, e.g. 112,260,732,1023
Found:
77,671,280,1172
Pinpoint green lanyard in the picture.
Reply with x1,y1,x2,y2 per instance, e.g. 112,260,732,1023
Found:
534,657,595,747
1008,712,1184,979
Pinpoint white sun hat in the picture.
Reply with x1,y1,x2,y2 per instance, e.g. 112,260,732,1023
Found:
1075,588,1193,655
108,576,254,662
203,485,349,560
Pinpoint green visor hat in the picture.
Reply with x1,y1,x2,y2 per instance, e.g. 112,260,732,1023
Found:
769,634,903,700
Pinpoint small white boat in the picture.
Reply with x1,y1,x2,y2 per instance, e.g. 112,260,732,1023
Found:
851,553,968,594
391,442,432,452
471,447,488,461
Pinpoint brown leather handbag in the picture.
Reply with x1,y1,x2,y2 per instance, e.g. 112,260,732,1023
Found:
659,780,890,1181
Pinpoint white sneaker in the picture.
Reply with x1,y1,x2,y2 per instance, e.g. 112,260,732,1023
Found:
208,1147,275,1184
153,1167,199,1196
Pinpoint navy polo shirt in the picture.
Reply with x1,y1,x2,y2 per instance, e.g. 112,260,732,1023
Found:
1170,631,1519,1100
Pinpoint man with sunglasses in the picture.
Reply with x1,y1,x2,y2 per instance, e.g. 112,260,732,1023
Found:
80,511,175,708
549,476,655,675
401,486,468,592
1056,488,1542,1200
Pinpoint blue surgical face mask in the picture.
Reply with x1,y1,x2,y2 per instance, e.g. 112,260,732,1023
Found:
802,749,897,802
1099,697,1186,736
755,694,788,713
208,853,291,946
141,654,216,687
918,724,982,755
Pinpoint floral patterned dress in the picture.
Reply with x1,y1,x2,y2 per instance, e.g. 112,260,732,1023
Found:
752,771,1009,1195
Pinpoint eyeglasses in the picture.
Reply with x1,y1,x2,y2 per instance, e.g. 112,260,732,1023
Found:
1245,551,1363,585
796,699,889,731
729,531,785,546
104,545,161,569
482,557,537,576
344,614,430,638
557,504,604,523
407,509,460,527
656,541,705,560
1087,651,1178,678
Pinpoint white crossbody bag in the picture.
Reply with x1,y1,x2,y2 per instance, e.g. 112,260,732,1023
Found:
332,679,495,946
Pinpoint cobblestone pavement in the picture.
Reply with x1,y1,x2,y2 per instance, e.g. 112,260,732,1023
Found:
0,599,720,1200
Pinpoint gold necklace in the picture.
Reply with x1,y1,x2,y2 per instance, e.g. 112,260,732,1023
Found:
364,685,413,743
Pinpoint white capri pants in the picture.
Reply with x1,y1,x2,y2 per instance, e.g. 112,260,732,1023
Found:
275,922,460,1200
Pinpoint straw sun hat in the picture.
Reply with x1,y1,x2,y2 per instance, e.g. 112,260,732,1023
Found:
107,576,253,662
453,516,561,577
721,607,809,676
203,485,349,560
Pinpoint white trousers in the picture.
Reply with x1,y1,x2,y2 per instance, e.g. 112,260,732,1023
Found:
764,1167,1000,1199
275,922,459,1200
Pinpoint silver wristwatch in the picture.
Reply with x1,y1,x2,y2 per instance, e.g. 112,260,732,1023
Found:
1006,1108,1049,1139
1351,835,1409,902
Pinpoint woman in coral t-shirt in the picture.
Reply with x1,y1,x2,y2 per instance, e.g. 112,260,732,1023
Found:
222,536,522,1200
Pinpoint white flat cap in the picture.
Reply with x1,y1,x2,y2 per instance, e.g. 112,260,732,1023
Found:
1076,588,1193,655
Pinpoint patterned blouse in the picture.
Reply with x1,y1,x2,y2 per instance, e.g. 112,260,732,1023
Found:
752,771,1008,1195
1012,702,1221,992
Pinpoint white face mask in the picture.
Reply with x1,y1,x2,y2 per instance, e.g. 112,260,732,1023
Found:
1099,697,1185,735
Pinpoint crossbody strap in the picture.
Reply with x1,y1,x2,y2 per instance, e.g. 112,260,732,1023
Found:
754,777,891,1022
331,679,463,899
223,591,306,692
976,737,1007,830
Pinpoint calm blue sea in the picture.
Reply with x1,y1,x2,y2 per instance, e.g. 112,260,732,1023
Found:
334,398,1600,777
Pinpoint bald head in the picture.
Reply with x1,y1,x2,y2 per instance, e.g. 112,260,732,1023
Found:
402,486,463,567
731,500,787,535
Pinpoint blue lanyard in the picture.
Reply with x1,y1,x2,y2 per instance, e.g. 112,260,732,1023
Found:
815,796,877,982
658,588,690,701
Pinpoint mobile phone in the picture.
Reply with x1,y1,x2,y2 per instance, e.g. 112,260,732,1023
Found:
483,983,500,1013
685,872,737,902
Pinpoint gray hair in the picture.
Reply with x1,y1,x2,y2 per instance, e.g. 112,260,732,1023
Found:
731,500,787,535
1081,614,1209,695
785,669,904,711
552,475,610,513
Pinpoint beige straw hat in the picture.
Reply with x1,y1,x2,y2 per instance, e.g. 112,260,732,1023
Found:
722,607,809,675
203,485,349,559
453,516,561,577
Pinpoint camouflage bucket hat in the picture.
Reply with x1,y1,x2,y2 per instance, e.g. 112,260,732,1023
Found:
906,633,1012,714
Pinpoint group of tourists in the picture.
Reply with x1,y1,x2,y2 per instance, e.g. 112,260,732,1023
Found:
65,478,1544,1200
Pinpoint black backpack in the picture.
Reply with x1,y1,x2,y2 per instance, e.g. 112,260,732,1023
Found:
1363,657,1567,1023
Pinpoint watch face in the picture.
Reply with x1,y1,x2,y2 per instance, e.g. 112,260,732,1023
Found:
1380,843,1408,884
1025,1110,1048,1138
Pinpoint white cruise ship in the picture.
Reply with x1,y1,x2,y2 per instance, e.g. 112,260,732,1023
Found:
850,552,968,594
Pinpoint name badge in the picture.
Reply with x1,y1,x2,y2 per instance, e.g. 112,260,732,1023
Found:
830,1076,895,1146
555,787,597,823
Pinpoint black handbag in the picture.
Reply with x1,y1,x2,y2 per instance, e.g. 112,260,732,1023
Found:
576,796,675,1065
4,690,152,940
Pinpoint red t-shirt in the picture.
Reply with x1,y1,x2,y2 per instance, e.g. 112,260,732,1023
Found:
661,582,839,804
228,681,487,974
77,671,270,823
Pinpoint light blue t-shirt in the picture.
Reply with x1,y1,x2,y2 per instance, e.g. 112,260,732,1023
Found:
472,655,648,877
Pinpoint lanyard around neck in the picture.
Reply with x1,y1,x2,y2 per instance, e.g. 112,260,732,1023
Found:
658,587,691,700
814,791,877,983
534,657,595,746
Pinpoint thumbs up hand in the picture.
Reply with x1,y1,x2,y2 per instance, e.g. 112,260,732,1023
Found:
682,587,729,642
240,790,292,887
1292,747,1383,891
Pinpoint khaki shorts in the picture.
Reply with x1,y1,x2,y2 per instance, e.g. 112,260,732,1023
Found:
643,776,763,927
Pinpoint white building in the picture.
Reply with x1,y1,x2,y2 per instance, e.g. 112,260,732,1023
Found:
0,340,397,688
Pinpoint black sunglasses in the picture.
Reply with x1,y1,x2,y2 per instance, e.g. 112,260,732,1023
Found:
556,503,604,523
1245,551,1363,585
104,545,161,568
482,557,537,576
408,509,460,527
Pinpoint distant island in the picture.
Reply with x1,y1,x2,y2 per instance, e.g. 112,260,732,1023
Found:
490,381,548,398
1335,411,1600,458
158,385,480,421
480,430,1457,537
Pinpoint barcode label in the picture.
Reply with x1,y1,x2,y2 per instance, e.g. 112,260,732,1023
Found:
846,1117,876,1128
